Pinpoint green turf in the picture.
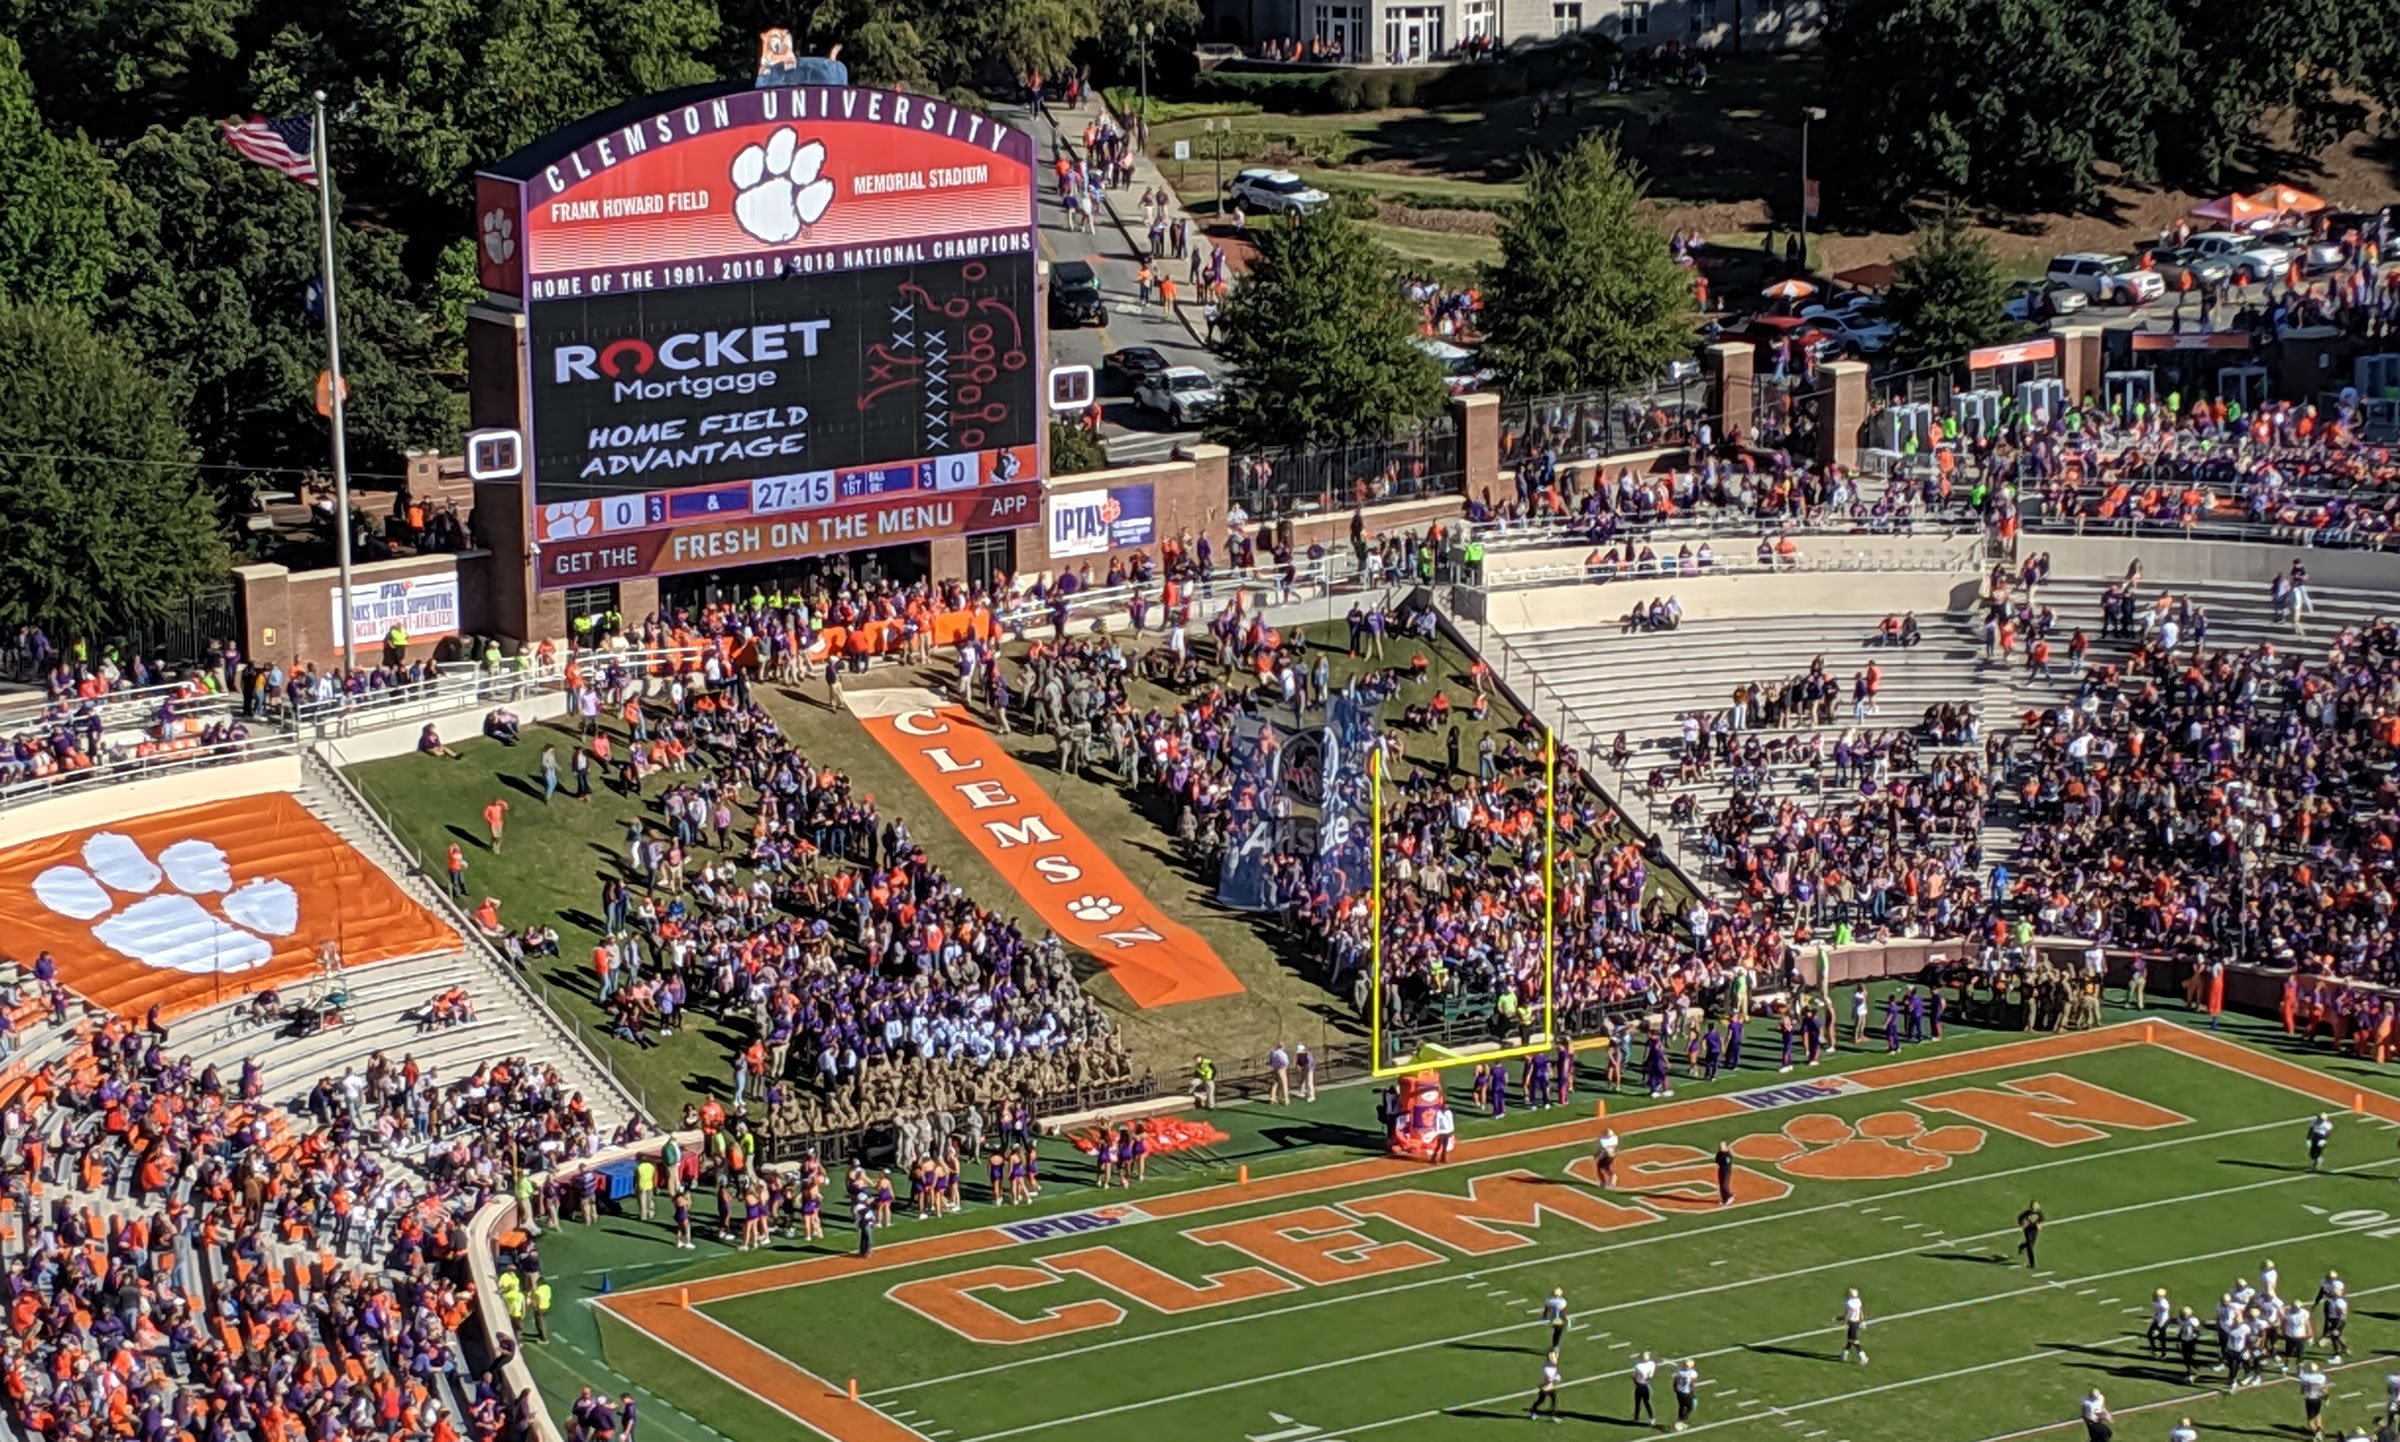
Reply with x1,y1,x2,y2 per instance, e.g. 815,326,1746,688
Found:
519,1010,2400,1442
345,625,1628,1113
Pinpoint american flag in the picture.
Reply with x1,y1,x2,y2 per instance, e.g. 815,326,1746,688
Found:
220,114,318,185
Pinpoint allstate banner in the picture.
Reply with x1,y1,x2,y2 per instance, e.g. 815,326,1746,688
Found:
1048,483,1156,559
331,574,462,646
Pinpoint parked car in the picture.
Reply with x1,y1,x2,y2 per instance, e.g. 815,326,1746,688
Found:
1801,292,1886,323
2141,246,2232,290
1805,309,1899,355
1228,168,1329,215
2046,253,2164,306
2262,227,2346,272
1101,345,1170,395
2187,231,2293,282
1135,365,1222,426
1048,259,1105,328
2002,278,2090,324
1415,338,1494,395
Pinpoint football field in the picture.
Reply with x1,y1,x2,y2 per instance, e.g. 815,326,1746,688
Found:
574,1021,2400,1442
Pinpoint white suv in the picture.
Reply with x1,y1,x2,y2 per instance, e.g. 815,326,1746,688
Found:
2187,231,2294,283
2046,253,2164,306
1228,168,1330,215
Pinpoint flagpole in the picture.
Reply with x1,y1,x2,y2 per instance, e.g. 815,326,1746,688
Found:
313,89,358,675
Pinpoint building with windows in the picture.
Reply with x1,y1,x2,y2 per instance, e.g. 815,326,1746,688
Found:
1210,0,1821,59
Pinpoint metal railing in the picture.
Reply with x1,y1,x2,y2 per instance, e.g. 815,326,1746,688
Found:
1497,378,1710,464
290,656,568,733
2019,496,2400,549
1231,421,1466,518
1464,508,1985,549
0,729,303,813
0,673,241,735
1475,541,1982,592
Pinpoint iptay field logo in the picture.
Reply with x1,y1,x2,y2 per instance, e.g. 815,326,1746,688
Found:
730,126,834,244
33,833,298,974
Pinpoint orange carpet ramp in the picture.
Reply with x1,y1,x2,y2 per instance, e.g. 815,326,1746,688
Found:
0,792,458,1018
849,689,1243,1007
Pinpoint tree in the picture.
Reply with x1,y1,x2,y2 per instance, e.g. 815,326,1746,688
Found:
1479,133,1693,397
1883,213,2012,370
0,35,126,317
1825,0,2186,213
103,120,458,511
1088,0,1204,93
1049,418,1108,476
980,0,1097,80
1207,210,1445,452
0,302,228,638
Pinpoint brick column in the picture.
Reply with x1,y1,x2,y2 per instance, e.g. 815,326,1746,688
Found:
233,563,294,668
1185,441,1230,518
1451,391,1499,500
2056,322,2105,406
1819,359,1871,472
1707,341,1753,444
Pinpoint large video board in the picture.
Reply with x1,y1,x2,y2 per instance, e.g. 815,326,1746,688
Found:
474,84,1043,585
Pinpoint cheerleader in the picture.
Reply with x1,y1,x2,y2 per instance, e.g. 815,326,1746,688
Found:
741,1181,769,1251
1026,1145,1043,1200
1604,1018,1626,1091
1113,1125,1137,1187
988,1151,1006,1205
911,1158,933,1220
799,1175,823,1241
1129,1123,1150,1183
939,1157,962,1215
874,1170,895,1226
1097,1130,1118,1188
1006,1147,1030,1205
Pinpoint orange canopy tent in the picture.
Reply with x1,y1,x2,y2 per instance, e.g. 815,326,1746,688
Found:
2258,184,2327,216
2190,192,2271,225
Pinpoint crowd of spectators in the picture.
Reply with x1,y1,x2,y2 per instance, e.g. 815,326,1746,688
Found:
0,1003,614,1442
506,645,1133,1145
1479,446,1980,542
1998,581,2400,993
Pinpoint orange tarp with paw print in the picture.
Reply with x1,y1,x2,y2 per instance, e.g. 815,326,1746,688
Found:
0,793,457,1019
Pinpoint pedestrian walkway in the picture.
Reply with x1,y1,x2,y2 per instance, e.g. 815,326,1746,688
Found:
1041,95,1245,350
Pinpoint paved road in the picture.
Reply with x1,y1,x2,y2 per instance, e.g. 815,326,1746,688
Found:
1004,97,1217,466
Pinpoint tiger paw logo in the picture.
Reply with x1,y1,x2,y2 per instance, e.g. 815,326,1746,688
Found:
33,834,299,974
731,128,835,245
541,501,597,540
1066,894,1123,923
1099,495,1123,526
480,208,516,265
1731,1112,1985,1180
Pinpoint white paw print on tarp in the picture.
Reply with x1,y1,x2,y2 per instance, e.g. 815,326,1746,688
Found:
1066,894,1123,923
32,833,300,974
730,127,835,245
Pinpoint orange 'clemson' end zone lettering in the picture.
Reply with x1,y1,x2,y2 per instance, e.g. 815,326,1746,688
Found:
1343,1171,1662,1255
1185,1204,1447,1285
1910,1073,2193,1147
885,1264,1127,1344
1568,1145,1793,1210
1039,1245,1301,1313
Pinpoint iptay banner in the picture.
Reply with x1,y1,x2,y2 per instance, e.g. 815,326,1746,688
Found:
854,695,1243,1008
0,793,459,1018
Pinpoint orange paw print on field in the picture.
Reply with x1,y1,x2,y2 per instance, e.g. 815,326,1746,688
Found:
1729,1112,1986,1180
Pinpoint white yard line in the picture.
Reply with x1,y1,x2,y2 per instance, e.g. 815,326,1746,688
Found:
868,1113,2312,1400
